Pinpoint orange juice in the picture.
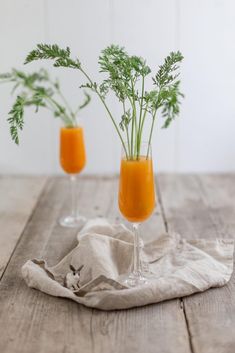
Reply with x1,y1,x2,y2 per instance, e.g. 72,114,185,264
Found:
60,126,86,174
118,156,155,222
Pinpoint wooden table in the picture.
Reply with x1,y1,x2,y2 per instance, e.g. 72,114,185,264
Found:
0,175,235,353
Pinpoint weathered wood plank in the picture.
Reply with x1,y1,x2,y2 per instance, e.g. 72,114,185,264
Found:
82,177,191,353
158,174,235,353
0,176,191,353
0,176,47,279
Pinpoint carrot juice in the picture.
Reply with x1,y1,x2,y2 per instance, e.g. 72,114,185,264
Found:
60,126,86,174
118,156,155,223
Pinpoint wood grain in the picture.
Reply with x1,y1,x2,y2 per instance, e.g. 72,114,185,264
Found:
0,176,191,353
158,174,235,353
0,176,47,279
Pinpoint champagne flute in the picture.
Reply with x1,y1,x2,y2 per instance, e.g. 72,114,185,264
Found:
59,126,86,228
118,142,155,286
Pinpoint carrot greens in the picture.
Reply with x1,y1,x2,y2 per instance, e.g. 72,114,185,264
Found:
25,44,184,158
0,68,90,144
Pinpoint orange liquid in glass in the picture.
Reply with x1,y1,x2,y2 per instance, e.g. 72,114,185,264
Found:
118,156,155,223
60,126,86,174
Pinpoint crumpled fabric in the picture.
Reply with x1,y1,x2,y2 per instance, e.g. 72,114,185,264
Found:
22,218,234,310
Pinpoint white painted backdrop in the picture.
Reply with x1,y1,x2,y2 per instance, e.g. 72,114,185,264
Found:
1,0,235,175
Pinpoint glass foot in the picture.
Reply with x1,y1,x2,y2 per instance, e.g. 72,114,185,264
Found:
59,215,86,228
119,272,148,287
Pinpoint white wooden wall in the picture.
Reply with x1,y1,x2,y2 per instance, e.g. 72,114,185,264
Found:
1,0,235,174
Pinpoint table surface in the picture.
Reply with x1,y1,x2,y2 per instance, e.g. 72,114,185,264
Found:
0,174,235,353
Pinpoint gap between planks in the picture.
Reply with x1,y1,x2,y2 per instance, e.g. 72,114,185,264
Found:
157,173,235,353
156,175,194,353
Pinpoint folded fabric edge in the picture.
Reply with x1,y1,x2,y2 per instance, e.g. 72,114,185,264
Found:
21,260,77,300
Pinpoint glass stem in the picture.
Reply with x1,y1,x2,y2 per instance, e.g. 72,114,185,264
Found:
133,223,141,275
70,174,77,218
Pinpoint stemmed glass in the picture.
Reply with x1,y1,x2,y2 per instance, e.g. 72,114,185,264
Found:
59,126,86,228
118,142,155,286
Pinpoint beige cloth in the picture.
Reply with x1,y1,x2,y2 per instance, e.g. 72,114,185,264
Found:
22,218,234,310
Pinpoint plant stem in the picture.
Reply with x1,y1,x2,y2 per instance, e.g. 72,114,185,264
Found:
140,105,148,135
130,113,134,159
122,101,130,158
125,125,131,158
126,95,135,159
80,68,129,159
137,75,145,159
28,78,75,127
45,97,68,124
56,85,76,121
147,110,157,159
74,104,81,118
46,95,74,126
130,78,137,159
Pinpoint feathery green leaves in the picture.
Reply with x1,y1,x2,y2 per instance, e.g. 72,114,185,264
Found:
24,43,184,158
98,45,183,158
153,51,183,88
0,67,90,144
78,92,91,110
25,44,81,69
98,44,150,102
8,96,25,144
152,51,184,129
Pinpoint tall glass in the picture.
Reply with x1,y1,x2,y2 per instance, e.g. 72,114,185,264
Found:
118,142,155,286
59,126,86,228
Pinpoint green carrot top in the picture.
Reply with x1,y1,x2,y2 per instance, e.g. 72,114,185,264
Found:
0,67,90,144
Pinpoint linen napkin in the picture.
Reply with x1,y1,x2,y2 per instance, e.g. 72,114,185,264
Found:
22,218,234,310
